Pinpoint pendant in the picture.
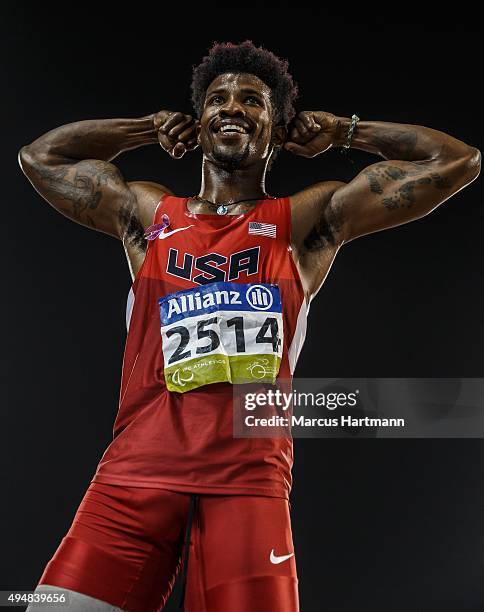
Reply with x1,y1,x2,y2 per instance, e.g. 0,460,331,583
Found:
216,204,228,216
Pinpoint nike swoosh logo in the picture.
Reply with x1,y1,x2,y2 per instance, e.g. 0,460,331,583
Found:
158,225,194,239
270,549,294,564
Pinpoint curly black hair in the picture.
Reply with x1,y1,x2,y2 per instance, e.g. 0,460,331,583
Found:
191,40,298,127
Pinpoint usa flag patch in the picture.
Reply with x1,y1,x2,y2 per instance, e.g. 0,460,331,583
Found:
248,221,277,238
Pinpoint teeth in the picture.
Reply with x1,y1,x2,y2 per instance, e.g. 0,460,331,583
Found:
219,124,247,133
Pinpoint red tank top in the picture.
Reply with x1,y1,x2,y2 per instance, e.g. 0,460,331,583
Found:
92,195,307,498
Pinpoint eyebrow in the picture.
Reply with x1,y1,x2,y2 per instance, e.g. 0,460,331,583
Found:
207,87,267,98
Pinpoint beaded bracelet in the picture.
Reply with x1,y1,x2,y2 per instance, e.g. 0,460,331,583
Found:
343,114,360,150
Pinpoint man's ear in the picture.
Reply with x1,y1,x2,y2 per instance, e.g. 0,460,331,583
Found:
272,125,287,148
196,121,201,145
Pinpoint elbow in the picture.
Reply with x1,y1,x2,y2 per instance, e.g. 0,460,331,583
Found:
18,144,50,174
462,146,481,182
18,145,30,167
444,146,482,187
18,144,37,172
18,145,33,175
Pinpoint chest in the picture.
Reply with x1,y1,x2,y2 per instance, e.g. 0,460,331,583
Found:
150,227,295,288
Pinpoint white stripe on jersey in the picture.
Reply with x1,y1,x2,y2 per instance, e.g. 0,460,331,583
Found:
126,286,135,331
288,299,308,375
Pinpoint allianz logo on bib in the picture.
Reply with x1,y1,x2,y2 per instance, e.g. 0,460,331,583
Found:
159,282,281,326
246,285,273,310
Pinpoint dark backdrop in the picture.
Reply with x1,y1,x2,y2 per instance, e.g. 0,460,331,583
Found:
2,4,483,611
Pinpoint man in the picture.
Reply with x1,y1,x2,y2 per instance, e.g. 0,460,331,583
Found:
19,40,480,612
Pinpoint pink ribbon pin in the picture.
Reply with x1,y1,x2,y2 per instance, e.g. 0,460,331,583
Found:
144,214,170,240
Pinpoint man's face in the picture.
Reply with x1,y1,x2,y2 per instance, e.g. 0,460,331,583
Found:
198,72,278,169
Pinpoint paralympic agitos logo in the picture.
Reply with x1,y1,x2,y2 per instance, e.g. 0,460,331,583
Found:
166,246,260,285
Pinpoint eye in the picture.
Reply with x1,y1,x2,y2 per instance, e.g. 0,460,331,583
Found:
210,95,224,105
245,96,261,105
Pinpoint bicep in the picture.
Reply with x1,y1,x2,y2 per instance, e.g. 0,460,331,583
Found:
332,159,458,244
20,151,134,239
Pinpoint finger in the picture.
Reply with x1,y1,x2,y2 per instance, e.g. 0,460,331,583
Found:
295,118,310,138
300,112,321,133
171,142,186,159
176,123,198,142
153,111,169,131
184,138,199,151
159,112,186,134
284,142,309,156
289,127,306,144
158,131,174,152
168,116,194,138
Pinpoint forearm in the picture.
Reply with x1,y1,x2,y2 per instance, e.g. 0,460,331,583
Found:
334,117,477,163
21,114,158,163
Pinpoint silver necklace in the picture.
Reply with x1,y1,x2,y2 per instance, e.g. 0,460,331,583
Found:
193,194,270,216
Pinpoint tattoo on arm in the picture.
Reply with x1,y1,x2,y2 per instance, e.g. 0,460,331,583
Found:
29,158,123,229
366,171,384,194
363,164,453,210
382,177,432,210
368,129,418,160
364,164,422,194
430,172,452,189
28,155,148,251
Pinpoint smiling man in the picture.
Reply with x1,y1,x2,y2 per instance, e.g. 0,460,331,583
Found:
19,41,480,612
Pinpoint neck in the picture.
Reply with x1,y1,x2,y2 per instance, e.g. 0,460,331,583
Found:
198,157,269,203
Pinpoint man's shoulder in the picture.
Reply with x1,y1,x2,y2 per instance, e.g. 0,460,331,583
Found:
127,180,173,199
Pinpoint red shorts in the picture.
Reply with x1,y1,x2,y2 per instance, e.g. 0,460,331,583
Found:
38,482,299,611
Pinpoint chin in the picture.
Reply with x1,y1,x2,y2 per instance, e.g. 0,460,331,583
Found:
211,146,250,169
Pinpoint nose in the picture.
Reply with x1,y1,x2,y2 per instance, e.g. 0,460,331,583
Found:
219,95,245,117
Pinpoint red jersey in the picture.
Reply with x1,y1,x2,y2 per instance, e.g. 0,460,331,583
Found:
91,195,307,499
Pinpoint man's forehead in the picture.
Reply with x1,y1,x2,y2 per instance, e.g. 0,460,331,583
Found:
206,72,271,96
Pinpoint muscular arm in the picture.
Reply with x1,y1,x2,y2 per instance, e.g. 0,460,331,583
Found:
289,113,481,300
329,118,481,243
17,115,163,241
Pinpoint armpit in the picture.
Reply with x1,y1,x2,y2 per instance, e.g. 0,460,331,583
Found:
118,191,147,253
302,197,345,253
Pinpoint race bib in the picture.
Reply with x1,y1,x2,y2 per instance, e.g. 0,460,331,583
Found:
159,282,283,393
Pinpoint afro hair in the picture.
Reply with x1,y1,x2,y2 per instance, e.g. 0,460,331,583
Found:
191,40,298,127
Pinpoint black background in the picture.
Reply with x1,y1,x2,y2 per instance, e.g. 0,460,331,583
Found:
2,3,484,611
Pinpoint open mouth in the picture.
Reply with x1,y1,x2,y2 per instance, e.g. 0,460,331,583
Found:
212,120,252,136
218,124,249,134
